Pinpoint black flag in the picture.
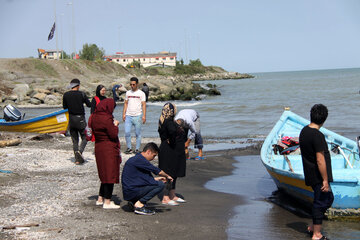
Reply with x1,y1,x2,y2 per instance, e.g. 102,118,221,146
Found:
48,22,55,41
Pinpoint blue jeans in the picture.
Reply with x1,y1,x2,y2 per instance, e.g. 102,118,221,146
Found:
124,115,142,150
131,181,165,204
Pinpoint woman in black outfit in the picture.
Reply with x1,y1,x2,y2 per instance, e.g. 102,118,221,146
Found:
90,85,107,114
158,102,186,205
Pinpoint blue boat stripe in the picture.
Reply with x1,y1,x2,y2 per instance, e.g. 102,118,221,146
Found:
0,109,68,126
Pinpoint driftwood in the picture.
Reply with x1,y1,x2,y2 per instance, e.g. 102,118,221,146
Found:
0,139,21,148
38,228,63,233
2,223,39,230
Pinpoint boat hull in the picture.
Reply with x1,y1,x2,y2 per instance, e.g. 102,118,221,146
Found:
0,109,69,134
261,110,360,211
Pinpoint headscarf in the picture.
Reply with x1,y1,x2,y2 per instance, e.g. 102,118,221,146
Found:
95,84,107,100
94,98,115,115
158,102,177,128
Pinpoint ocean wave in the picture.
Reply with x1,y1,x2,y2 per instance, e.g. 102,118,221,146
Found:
147,101,209,107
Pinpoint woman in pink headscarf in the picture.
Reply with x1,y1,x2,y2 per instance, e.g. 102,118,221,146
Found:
89,98,121,209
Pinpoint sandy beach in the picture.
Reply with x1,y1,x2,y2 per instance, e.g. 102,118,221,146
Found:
0,133,259,240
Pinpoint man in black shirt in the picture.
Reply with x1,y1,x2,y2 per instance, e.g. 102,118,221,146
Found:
299,104,333,240
63,79,91,165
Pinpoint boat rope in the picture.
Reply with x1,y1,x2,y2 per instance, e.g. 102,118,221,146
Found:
0,169,13,174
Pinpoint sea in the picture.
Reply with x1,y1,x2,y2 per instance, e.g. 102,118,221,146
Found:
19,68,360,239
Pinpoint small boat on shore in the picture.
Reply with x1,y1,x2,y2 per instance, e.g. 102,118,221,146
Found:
261,110,360,215
0,108,69,134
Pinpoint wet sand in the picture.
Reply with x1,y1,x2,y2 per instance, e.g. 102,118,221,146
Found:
0,133,258,239
207,155,360,239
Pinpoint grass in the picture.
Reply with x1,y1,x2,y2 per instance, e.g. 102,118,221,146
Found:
33,59,59,77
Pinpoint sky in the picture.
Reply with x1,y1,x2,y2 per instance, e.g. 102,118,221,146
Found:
1,0,360,73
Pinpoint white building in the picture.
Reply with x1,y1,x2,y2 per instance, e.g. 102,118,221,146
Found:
37,49,62,60
106,51,177,67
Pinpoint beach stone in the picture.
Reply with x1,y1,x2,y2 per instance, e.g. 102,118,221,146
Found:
3,99,16,105
33,92,47,102
44,94,59,105
6,94,17,101
34,88,51,94
13,84,29,102
29,98,41,105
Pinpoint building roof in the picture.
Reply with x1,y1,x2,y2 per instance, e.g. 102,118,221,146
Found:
106,52,177,59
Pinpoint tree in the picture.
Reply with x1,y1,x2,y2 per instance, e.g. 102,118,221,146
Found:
61,51,71,59
79,43,105,61
189,59,203,67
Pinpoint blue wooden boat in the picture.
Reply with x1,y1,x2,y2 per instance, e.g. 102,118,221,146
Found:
261,110,360,213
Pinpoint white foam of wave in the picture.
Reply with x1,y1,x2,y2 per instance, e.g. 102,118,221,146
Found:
147,101,211,107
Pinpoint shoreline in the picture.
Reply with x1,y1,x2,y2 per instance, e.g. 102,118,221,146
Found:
0,133,260,239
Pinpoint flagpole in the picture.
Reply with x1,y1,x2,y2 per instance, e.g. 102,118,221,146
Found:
54,0,59,60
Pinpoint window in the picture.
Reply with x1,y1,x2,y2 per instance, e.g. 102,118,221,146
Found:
162,57,166,60
123,59,126,62
170,57,174,60
156,58,159,60
117,59,119,62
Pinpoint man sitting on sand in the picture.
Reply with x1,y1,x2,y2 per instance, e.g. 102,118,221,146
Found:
121,142,173,215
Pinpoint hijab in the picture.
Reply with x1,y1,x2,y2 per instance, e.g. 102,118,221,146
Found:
95,84,107,101
158,102,177,128
94,98,115,115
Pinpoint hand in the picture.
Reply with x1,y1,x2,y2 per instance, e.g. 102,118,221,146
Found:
185,140,190,148
167,175,173,182
113,119,119,126
142,115,146,124
122,114,126,122
321,180,329,192
154,176,166,182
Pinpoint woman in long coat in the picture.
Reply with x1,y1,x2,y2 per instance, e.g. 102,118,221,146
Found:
158,102,186,205
89,98,121,209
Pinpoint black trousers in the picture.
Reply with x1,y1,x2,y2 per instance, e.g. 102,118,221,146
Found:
311,183,334,225
99,183,114,200
69,114,87,153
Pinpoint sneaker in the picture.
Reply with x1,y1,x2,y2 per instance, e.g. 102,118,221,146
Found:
127,201,135,211
103,201,120,209
124,148,133,154
75,151,84,165
96,200,103,206
134,206,155,215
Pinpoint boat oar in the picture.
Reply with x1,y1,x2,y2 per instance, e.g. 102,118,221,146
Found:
284,155,294,172
337,145,353,169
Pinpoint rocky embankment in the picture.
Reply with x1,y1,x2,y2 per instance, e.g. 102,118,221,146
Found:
0,58,253,107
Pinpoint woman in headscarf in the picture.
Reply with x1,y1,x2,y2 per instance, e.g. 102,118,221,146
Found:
89,98,121,209
90,85,107,114
158,102,186,205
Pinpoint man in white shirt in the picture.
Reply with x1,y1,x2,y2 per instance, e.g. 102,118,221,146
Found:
122,77,146,154
175,109,204,160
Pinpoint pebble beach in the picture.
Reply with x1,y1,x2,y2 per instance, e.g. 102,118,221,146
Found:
0,132,258,239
